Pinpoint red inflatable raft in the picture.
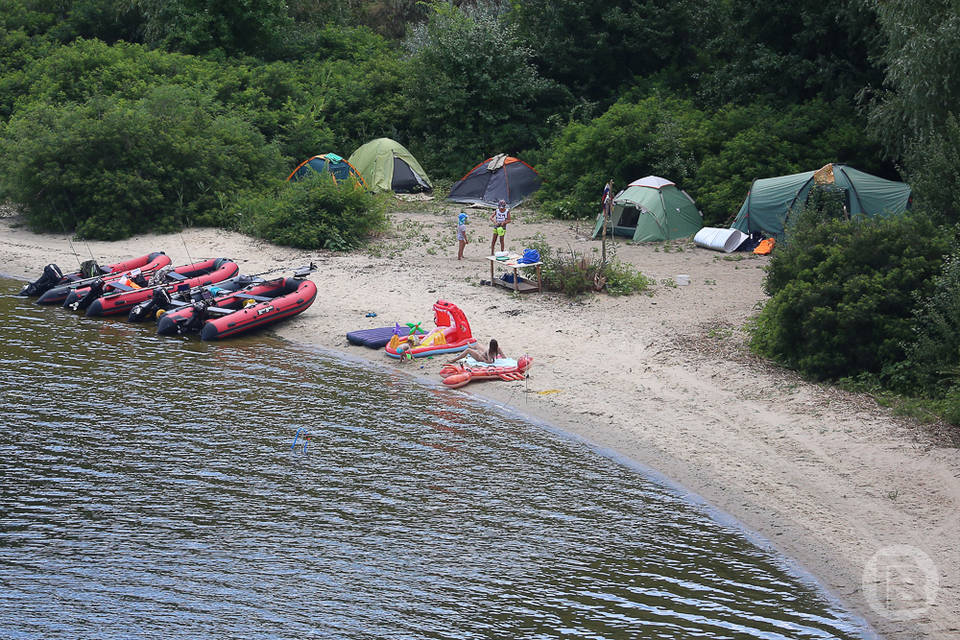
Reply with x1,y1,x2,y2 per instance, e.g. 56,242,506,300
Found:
69,258,239,317
439,355,534,388
34,251,171,305
156,276,318,340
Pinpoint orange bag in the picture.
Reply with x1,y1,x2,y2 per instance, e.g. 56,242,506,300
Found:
754,237,776,255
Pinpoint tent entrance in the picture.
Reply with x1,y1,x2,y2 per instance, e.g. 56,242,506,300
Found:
610,205,646,237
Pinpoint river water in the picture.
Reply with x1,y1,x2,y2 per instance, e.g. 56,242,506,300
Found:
0,277,874,639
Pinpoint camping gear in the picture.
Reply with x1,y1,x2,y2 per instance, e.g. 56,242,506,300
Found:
693,227,749,253
287,153,367,188
33,252,170,304
592,176,703,243
348,138,432,194
68,258,239,317
385,300,477,359
754,238,776,255
156,276,317,340
439,355,533,388
516,249,540,264
448,154,541,207
347,325,427,349
731,163,912,239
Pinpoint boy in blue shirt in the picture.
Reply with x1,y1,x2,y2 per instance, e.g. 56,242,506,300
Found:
457,212,470,260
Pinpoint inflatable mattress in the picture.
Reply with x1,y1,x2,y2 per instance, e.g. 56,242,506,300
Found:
346,325,424,348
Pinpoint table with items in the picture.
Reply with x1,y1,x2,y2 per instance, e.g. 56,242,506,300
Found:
486,253,543,293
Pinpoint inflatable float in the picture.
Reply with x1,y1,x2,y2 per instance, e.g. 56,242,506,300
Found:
33,251,171,304
65,258,239,317
155,276,317,340
439,355,534,388
385,300,477,359
347,325,426,349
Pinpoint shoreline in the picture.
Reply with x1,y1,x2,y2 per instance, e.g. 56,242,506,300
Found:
2,207,958,639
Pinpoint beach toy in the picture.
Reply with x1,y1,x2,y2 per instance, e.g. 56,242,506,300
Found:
366,312,377,317
384,300,477,359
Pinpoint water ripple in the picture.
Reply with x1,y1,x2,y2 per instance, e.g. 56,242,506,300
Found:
0,282,873,639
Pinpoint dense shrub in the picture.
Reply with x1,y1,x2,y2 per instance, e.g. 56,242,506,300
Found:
749,209,951,380
0,85,283,239
900,248,960,396
233,177,387,251
525,234,651,297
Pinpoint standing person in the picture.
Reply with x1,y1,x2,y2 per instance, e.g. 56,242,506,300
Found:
456,212,470,260
489,199,511,255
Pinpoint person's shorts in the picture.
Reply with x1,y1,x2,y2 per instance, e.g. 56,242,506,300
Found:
457,225,467,241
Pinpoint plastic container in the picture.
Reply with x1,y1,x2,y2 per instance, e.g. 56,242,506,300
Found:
676,274,690,286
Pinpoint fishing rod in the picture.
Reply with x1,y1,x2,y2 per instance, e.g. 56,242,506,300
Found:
246,262,318,279
47,266,165,292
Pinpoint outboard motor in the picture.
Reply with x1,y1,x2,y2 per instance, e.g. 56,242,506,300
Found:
181,300,210,334
71,278,105,311
128,287,172,323
19,264,64,297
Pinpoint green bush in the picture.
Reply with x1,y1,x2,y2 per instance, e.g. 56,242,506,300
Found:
0,85,283,239
900,248,960,396
748,209,951,380
234,176,387,251
525,234,650,297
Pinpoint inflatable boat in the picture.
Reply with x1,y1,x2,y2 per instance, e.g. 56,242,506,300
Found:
33,251,170,304
439,355,533,388
385,300,478,359
156,276,318,340
127,274,264,322
66,258,239,317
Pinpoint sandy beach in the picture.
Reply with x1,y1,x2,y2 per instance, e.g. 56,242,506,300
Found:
2,202,958,640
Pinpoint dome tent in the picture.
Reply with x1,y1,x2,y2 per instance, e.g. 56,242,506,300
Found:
348,138,432,194
592,176,703,242
287,153,367,188
447,154,541,207
731,163,912,239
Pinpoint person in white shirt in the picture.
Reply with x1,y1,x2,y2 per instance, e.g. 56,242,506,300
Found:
489,199,511,255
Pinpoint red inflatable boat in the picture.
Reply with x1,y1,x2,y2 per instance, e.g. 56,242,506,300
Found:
439,355,534,388
33,251,171,305
156,276,318,340
68,258,239,317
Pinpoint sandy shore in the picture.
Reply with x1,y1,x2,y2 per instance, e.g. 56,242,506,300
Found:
2,203,958,639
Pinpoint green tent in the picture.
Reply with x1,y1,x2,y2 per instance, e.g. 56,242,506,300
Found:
592,176,703,242
348,138,432,194
731,163,912,238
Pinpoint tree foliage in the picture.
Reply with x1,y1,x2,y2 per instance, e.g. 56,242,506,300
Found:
403,1,556,177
